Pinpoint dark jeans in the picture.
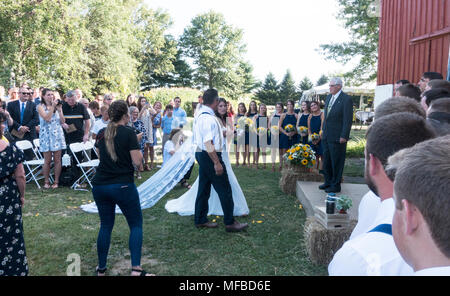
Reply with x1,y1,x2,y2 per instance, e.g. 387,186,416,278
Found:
179,163,194,184
195,151,234,226
322,140,347,188
92,183,143,269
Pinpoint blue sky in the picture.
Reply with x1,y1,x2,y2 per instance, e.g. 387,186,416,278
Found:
144,0,356,85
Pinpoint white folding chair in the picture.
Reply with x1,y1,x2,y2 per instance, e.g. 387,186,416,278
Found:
15,140,45,189
33,138,55,183
70,142,99,190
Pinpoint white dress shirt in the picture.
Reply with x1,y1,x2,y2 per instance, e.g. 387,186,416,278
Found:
415,266,450,276
328,198,413,276
350,190,381,239
193,105,223,152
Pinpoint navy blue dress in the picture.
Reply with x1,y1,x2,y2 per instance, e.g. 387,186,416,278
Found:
270,114,281,149
297,113,310,144
247,113,258,149
279,113,299,149
234,114,249,145
309,113,323,156
256,115,270,148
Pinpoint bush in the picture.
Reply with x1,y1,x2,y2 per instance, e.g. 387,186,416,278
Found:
346,137,366,158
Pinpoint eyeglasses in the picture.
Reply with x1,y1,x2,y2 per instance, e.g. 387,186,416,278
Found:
20,92,32,95
329,85,339,87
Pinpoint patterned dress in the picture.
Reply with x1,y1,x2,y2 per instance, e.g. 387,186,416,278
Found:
132,119,148,153
0,144,28,276
39,105,66,152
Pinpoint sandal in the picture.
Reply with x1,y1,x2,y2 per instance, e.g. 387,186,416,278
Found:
96,266,107,276
131,268,155,276
43,183,51,189
51,183,59,189
144,164,150,171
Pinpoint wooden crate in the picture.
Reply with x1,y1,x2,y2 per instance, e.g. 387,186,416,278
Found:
314,206,350,230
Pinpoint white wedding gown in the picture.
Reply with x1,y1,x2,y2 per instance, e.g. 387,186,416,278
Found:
164,139,250,217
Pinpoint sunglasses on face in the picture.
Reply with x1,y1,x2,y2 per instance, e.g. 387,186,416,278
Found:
21,92,32,95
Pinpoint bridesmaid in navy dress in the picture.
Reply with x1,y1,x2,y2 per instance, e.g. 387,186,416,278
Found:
279,100,299,167
296,101,311,144
270,102,284,171
254,103,270,170
308,101,325,170
246,101,258,168
234,103,248,167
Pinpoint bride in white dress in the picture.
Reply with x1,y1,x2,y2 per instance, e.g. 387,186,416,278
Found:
165,98,249,216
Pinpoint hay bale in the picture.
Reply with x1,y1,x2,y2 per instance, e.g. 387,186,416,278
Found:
303,216,356,266
279,166,323,195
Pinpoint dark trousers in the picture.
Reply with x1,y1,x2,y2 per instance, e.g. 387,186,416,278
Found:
180,163,194,184
92,183,143,269
195,151,234,226
322,140,347,188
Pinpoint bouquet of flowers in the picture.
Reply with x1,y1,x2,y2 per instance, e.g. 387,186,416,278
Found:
284,124,296,140
257,127,267,136
283,143,316,168
297,126,308,138
270,125,279,135
311,132,320,143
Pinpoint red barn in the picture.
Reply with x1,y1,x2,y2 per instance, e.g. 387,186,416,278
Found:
377,0,450,86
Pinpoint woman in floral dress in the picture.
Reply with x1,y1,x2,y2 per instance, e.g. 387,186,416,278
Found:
0,112,28,276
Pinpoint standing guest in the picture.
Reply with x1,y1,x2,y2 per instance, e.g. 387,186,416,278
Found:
137,97,155,171
426,79,450,93
226,101,235,152
0,113,28,276
394,79,410,93
7,86,39,157
91,100,153,276
418,72,443,93
319,78,353,193
253,103,270,169
0,100,14,141
33,87,44,106
80,98,95,138
172,97,187,129
279,99,299,167
269,102,283,172
389,136,450,276
37,88,67,189
193,88,248,232
62,90,90,145
94,94,104,106
8,87,19,102
102,93,114,107
395,83,422,102
374,96,426,120
161,104,174,153
328,112,436,276
307,101,324,171
0,86,7,102
426,98,450,136
234,103,248,167
246,101,258,168
92,106,109,140
194,95,203,118
74,88,83,102
126,94,137,107
129,106,147,180
149,101,162,169
296,101,311,144
420,88,450,112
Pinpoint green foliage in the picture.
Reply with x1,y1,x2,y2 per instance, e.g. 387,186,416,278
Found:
319,0,379,83
298,76,314,92
346,137,366,158
140,87,201,107
316,74,329,86
336,195,353,212
279,70,298,101
254,72,280,105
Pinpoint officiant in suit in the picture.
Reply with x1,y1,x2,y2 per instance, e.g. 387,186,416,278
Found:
319,78,353,193
7,86,39,159
193,88,248,233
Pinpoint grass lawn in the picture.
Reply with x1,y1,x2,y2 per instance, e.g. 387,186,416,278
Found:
21,126,365,276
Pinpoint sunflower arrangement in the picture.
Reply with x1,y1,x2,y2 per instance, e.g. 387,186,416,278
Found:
257,127,267,136
311,132,320,142
297,126,308,137
283,143,316,168
270,125,279,135
284,124,296,133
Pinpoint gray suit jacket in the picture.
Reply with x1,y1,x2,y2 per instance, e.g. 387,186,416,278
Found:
322,91,353,143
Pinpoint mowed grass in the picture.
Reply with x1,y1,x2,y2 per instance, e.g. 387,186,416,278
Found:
22,161,328,276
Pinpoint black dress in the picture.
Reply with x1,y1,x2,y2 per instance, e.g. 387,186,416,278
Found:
0,144,28,276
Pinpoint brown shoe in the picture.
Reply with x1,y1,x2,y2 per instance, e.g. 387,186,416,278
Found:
195,221,218,229
225,221,249,233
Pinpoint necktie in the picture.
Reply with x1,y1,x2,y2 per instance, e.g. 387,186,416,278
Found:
20,102,25,124
327,95,335,116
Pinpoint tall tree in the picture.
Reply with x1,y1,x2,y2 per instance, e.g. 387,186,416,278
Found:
299,76,314,93
279,70,298,101
319,0,379,83
254,72,280,105
316,74,329,86
179,11,249,96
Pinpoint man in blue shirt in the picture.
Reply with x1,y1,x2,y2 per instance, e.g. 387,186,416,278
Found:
161,104,174,152
172,97,187,129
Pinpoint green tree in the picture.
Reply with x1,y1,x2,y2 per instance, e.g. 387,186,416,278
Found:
316,74,329,86
254,72,280,105
179,11,249,97
319,0,379,83
299,76,314,93
279,70,298,101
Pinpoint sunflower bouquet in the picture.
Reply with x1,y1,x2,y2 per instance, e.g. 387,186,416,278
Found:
297,126,308,137
270,125,279,136
311,132,320,142
257,127,267,136
284,124,296,140
283,143,316,168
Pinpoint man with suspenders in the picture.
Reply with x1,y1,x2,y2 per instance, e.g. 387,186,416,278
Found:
328,113,436,275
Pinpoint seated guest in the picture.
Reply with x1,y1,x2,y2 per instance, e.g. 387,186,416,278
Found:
394,79,410,93
389,136,450,275
426,79,450,93
427,98,450,136
421,88,450,112
329,113,435,275
395,84,421,102
374,96,425,120
91,100,153,276
418,72,443,93
92,106,109,140
89,100,102,120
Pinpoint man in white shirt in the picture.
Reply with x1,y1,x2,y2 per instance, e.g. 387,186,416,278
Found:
328,112,436,276
389,136,450,276
193,89,248,232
